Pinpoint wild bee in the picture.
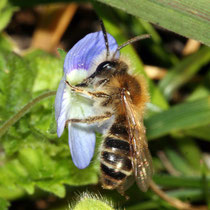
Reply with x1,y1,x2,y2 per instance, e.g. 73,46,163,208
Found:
64,21,153,194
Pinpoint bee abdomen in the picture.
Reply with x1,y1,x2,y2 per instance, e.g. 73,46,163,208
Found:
101,163,127,180
102,151,132,172
104,137,130,154
100,132,132,189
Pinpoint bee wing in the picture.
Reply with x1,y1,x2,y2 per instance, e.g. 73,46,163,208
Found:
122,91,153,192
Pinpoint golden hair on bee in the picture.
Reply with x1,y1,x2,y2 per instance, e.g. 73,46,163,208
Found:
107,68,149,116
65,21,153,196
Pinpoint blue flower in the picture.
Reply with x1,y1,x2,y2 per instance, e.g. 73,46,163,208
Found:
55,31,119,169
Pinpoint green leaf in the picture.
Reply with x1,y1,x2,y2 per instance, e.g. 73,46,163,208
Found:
24,50,63,92
36,181,65,198
0,198,10,210
0,0,17,31
167,189,204,201
176,138,202,171
187,86,210,102
184,125,210,141
17,146,98,197
0,52,36,119
127,201,159,210
0,33,13,52
153,174,210,188
95,0,210,46
164,147,196,175
18,147,58,179
0,159,32,198
159,47,210,99
146,96,210,139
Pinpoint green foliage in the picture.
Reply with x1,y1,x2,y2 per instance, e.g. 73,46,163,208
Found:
0,1,210,209
0,0,17,32
159,47,210,99
0,198,10,210
0,35,99,204
146,96,210,139
95,0,210,46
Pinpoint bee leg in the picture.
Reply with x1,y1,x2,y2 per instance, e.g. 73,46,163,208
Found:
65,80,110,98
65,112,113,125
117,187,129,200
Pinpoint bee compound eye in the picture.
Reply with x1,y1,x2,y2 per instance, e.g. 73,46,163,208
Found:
95,61,115,75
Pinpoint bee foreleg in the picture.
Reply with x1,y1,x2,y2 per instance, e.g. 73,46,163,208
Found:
65,112,113,125
65,80,110,98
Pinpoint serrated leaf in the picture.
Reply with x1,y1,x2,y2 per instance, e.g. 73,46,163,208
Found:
96,0,210,46
16,146,99,197
24,50,63,92
0,52,36,119
18,148,57,179
36,181,65,198
0,159,33,197
30,96,57,138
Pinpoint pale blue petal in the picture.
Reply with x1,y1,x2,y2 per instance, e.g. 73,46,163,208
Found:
55,82,97,138
55,76,66,121
55,80,72,137
64,31,119,77
68,123,96,169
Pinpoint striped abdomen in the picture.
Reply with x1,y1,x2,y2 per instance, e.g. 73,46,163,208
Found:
100,118,133,190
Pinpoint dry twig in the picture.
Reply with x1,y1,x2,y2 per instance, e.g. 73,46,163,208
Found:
144,65,167,80
150,181,208,210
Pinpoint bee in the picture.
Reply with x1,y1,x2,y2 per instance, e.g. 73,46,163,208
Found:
65,21,153,194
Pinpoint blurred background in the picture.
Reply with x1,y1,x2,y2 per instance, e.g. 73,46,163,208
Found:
0,1,210,210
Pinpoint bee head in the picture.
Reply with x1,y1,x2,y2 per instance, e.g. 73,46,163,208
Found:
87,61,116,79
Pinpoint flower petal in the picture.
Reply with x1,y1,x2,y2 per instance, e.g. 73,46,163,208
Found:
55,80,72,138
68,123,96,169
64,31,119,79
55,76,66,122
55,81,97,137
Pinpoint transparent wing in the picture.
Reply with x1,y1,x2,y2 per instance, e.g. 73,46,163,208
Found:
122,90,153,192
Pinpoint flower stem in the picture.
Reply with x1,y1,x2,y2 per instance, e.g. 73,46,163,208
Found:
0,91,56,139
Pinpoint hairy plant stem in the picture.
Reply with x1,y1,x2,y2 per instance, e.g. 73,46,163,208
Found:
0,91,56,139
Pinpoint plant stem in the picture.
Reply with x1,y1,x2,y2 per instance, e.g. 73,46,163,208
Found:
0,91,56,139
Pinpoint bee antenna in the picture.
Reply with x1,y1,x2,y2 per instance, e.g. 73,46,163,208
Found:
100,19,110,59
112,34,151,59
